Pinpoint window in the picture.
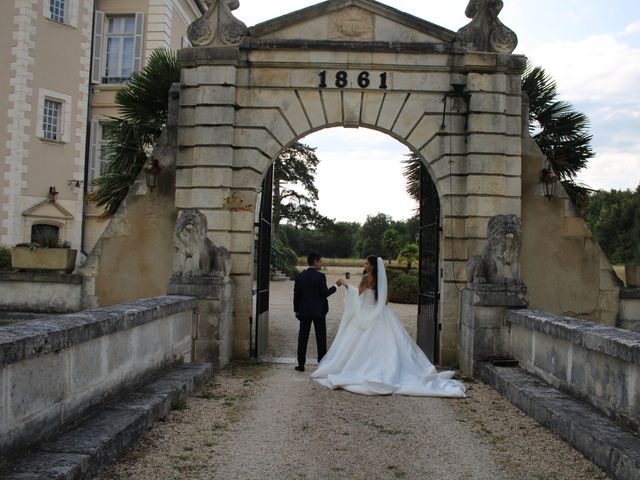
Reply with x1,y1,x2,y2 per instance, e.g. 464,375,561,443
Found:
31,224,60,248
104,16,135,83
92,11,144,85
49,0,66,23
42,99,62,141
89,122,112,186
37,89,71,143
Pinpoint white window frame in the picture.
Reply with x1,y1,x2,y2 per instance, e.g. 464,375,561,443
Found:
37,89,71,143
43,0,79,28
92,11,144,84
88,120,111,187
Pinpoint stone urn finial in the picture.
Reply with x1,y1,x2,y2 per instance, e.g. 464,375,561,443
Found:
455,0,518,54
187,0,248,47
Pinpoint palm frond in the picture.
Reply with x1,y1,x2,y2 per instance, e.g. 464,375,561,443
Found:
90,48,181,219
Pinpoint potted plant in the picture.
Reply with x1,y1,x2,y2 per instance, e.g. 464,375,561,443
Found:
11,230,77,274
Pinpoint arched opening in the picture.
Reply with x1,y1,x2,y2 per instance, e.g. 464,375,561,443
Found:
250,127,442,364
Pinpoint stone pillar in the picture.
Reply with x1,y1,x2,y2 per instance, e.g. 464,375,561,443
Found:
168,275,233,369
459,284,528,377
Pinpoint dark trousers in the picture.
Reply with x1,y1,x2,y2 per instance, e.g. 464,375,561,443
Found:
297,317,327,366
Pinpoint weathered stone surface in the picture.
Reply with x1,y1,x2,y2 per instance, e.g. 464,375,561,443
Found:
455,0,518,54
0,272,83,314
173,209,232,280
508,310,640,433
187,1,247,48
459,283,528,376
0,297,196,457
1,364,211,478
478,363,640,480
466,215,523,286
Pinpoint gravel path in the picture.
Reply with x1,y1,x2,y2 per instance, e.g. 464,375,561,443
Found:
99,271,608,479
100,363,607,480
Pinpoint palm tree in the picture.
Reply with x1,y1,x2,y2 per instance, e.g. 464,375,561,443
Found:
90,48,181,219
523,62,594,206
402,62,594,206
397,243,419,273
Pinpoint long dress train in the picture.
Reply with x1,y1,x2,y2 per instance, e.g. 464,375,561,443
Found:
311,258,466,397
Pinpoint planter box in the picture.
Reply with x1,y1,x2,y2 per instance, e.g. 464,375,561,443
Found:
11,247,78,273
626,264,640,288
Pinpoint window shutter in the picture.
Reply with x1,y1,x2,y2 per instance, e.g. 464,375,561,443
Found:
88,120,100,185
91,10,104,84
133,12,145,73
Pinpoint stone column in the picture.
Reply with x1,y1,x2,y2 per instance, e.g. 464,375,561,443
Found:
459,283,528,377
168,275,234,369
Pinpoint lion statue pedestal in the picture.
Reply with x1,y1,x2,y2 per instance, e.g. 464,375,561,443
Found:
167,209,234,368
459,215,529,377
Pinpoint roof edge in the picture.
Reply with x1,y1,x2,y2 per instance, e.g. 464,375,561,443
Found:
248,0,456,43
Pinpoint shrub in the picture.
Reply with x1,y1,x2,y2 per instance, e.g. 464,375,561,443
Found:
286,265,300,280
0,245,10,271
388,273,418,304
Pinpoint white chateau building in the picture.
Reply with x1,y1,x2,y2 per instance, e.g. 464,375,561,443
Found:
0,0,205,255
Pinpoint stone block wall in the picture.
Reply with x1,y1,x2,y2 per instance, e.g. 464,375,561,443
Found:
620,289,640,333
176,45,526,364
520,98,622,325
459,284,528,376
507,310,640,433
0,272,83,313
0,295,196,456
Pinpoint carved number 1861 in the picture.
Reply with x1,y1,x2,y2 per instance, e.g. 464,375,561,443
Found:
319,71,388,90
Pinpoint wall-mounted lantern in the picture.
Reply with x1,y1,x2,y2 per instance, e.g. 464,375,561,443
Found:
540,165,558,200
67,179,83,194
144,158,162,192
143,141,161,192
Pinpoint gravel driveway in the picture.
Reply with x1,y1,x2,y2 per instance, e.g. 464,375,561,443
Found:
99,272,607,479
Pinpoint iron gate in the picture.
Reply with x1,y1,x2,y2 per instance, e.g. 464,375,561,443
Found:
253,165,273,358
417,163,440,363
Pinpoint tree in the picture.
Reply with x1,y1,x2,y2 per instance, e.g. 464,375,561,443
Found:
357,213,392,257
273,142,329,233
397,243,419,272
402,62,596,207
381,228,402,263
90,48,181,219
402,152,421,204
522,62,594,206
583,187,640,264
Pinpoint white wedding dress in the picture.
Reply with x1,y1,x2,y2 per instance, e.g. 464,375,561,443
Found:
311,258,466,397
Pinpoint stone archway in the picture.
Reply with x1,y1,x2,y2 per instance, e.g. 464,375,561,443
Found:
175,0,524,364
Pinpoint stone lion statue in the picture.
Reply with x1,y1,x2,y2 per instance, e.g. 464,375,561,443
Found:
173,208,231,278
466,214,522,285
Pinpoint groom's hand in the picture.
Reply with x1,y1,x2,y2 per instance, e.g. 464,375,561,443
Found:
336,279,343,287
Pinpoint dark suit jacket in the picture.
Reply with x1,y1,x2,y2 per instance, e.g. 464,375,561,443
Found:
293,268,337,320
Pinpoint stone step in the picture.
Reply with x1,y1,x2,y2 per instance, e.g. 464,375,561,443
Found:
0,363,212,480
477,363,640,480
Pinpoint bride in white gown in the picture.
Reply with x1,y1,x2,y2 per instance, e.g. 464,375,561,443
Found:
311,256,466,397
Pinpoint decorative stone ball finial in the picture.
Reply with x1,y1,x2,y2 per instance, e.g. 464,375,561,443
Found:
187,0,248,47
455,0,518,54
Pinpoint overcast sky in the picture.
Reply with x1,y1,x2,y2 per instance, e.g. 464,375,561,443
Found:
234,0,640,222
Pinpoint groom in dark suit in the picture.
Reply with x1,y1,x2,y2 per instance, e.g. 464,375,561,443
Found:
293,253,342,372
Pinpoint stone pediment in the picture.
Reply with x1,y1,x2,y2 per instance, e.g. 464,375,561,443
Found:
249,0,455,44
22,199,74,220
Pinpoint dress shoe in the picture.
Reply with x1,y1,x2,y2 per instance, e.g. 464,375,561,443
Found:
295,365,305,372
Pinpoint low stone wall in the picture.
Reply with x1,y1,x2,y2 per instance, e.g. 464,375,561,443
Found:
508,310,640,433
620,288,640,333
0,296,196,456
0,271,83,313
